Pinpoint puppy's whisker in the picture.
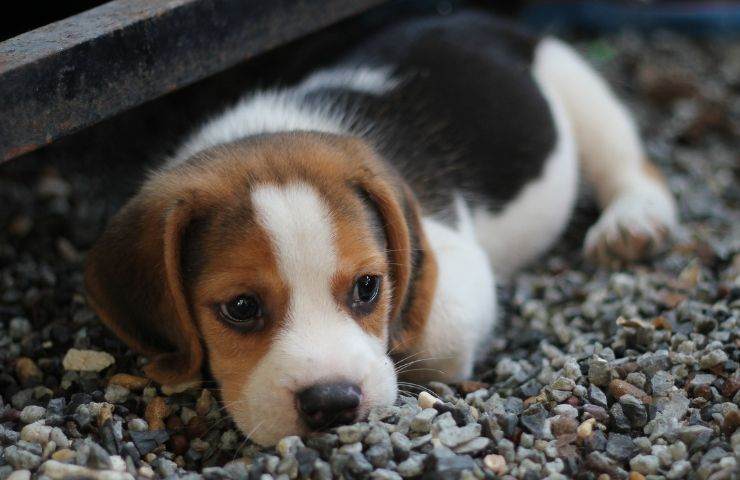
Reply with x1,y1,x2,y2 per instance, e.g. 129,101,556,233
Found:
397,367,449,376
395,355,455,373
394,350,450,369
387,334,423,356
232,419,266,460
393,350,426,367
396,381,440,398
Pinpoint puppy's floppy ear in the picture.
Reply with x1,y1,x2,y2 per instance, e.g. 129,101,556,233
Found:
84,187,204,385
357,174,437,350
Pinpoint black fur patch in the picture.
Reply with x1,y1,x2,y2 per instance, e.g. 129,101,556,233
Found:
305,11,557,216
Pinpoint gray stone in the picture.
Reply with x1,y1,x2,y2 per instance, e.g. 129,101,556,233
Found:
127,418,148,432
699,349,728,369
678,425,713,449
452,437,490,454
669,441,688,461
409,434,431,449
589,385,608,408
365,444,391,468
626,372,647,389
553,404,578,418
4,446,41,470
606,433,634,461
430,451,476,475
551,377,576,391
661,392,690,418
390,432,411,460
437,423,481,448
651,371,674,397
9,318,32,340
610,404,631,432
370,469,403,480
637,350,671,376
364,426,390,445
689,374,717,387
347,451,373,475
588,357,611,386
619,394,648,428
11,389,34,410
667,460,692,479
410,408,437,433
223,460,249,480
630,454,660,475
521,403,549,438
156,458,178,477
337,424,369,444
396,454,425,477
86,442,112,469
49,428,70,449
548,389,572,403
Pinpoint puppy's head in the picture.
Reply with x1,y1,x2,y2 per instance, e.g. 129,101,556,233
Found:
85,133,433,445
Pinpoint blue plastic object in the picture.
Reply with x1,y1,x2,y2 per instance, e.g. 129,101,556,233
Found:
520,1,740,36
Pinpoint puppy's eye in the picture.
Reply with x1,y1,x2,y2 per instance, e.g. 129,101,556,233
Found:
218,295,263,331
352,275,381,306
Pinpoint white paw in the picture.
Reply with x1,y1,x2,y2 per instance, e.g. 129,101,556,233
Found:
584,185,678,266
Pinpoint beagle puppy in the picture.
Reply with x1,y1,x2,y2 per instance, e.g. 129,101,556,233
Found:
85,12,677,445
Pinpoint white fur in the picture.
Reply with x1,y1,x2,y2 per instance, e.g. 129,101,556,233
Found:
169,66,397,165
472,71,578,280
404,196,496,383
298,66,399,95
533,38,677,256
241,183,396,445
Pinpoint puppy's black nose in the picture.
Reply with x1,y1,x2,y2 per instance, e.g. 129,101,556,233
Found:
296,382,361,430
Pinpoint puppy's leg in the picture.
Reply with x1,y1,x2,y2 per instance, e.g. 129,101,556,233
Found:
533,39,678,265
397,208,496,385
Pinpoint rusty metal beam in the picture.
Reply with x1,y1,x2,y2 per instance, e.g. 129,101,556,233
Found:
0,0,387,161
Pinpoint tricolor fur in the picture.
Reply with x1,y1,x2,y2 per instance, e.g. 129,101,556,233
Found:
85,12,677,445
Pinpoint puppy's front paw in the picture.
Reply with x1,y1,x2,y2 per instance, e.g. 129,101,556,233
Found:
584,186,677,266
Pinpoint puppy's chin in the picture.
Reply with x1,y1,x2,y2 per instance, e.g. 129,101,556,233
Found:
230,350,398,446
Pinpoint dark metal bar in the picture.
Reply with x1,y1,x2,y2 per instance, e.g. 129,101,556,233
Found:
0,0,386,161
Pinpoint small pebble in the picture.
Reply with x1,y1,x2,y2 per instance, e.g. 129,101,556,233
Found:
7,470,32,480
104,384,130,404
699,349,728,369
108,374,150,391
410,408,437,433
630,455,660,475
609,380,652,404
484,454,507,475
144,397,168,430
577,418,596,439
19,405,46,424
15,358,43,385
61,349,115,372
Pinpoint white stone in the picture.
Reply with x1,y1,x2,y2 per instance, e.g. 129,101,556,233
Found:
62,349,115,372
7,470,32,480
19,405,46,424
20,421,52,445
418,391,437,409
40,460,134,480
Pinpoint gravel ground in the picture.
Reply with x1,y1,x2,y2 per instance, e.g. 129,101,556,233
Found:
0,30,739,480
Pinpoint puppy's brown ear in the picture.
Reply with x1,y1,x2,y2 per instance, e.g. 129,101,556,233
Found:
84,189,203,385
358,176,437,351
